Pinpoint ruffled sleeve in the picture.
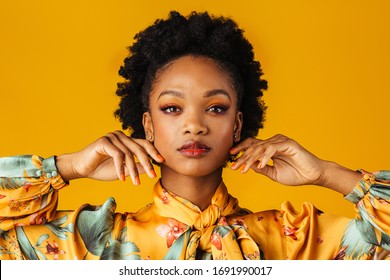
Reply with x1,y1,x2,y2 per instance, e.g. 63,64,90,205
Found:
0,155,67,232
339,170,390,259
246,171,390,260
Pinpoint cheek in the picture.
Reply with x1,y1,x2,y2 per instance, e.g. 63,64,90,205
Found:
212,121,235,148
152,121,175,150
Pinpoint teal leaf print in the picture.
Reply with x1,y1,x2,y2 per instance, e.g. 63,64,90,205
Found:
164,230,191,260
117,226,127,243
340,220,375,259
0,177,22,190
369,184,390,200
100,239,141,260
34,248,48,260
35,234,49,247
44,215,74,240
376,170,390,181
76,198,115,256
380,232,390,250
15,227,39,260
50,215,68,227
214,225,231,238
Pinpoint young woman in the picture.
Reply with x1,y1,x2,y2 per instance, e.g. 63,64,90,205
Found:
0,11,389,260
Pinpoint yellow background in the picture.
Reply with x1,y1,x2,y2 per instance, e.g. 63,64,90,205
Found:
1,0,389,218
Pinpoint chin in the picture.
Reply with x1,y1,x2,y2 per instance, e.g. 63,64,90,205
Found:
162,160,226,177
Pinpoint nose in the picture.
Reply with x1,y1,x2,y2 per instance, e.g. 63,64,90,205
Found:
182,110,208,136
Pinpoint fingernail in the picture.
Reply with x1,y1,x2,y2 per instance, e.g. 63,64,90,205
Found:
121,173,126,182
230,162,237,169
135,176,140,186
240,164,247,173
229,148,235,154
257,161,263,169
150,168,157,178
157,154,165,162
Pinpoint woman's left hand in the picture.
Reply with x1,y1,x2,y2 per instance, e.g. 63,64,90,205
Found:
229,134,325,186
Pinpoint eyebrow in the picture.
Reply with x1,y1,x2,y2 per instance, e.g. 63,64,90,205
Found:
157,89,232,100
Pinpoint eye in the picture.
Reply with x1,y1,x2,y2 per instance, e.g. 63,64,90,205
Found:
160,105,182,114
207,105,229,114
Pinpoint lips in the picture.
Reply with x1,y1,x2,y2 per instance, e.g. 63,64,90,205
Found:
178,141,211,157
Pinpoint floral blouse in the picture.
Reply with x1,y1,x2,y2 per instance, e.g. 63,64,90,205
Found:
0,155,389,260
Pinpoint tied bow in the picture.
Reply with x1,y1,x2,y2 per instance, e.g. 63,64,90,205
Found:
153,181,261,260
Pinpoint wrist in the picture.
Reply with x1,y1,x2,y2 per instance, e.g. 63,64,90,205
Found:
315,160,363,195
55,153,80,182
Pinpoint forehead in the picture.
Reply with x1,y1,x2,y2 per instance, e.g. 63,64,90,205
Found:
150,55,237,98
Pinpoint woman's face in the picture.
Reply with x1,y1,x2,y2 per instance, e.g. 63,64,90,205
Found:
143,55,242,177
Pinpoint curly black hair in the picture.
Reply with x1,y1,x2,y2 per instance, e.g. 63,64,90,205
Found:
115,11,267,141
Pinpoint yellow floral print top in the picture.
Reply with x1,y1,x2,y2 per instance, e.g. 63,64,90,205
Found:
0,155,390,260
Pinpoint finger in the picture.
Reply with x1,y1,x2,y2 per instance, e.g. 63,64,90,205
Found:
133,138,165,163
239,147,269,173
105,132,144,185
96,139,126,181
253,164,278,182
231,137,284,172
112,132,158,179
231,142,264,171
229,138,259,155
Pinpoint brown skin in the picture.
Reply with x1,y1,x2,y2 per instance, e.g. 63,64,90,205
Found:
56,55,362,211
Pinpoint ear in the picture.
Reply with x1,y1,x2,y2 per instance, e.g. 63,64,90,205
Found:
142,112,154,141
233,111,243,142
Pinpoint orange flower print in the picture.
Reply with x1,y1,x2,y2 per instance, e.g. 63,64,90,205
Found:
160,189,170,205
22,183,32,192
316,236,324,244
45,240,66,260
283,225,298,240
218,216,228,226
210,233,222,250
29,212,46,225
333,246,347,260
156,218,187,248
230,217,247,230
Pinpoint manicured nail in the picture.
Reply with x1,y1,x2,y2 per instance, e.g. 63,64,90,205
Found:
230,162,237,169
240,164,247,173
150,168,157,178
229,148,235,154
157,154,165,162
121,173,126,182
135,176,140,186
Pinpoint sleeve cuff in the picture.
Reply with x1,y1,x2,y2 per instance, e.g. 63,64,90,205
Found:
344,172,377,204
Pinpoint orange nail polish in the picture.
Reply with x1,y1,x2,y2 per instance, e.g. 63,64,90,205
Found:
135,176,140,186
231,162,237,168
240,164,247,172
150,169,157,178
157,154,165,162
121,173,126,181
229,148,235,154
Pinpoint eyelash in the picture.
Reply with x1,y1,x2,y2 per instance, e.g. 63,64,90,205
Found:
159,104,229,114
207,105,229,114
160,105,182,114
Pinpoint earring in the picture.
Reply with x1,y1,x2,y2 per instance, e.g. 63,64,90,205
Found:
149,136,153,141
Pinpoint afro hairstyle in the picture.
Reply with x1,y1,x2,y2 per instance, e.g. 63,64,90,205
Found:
115,11,268,141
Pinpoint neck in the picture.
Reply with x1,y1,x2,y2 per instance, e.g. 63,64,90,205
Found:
160,166,223,211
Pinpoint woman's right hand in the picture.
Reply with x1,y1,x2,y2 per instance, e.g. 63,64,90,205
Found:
55,131,164,185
